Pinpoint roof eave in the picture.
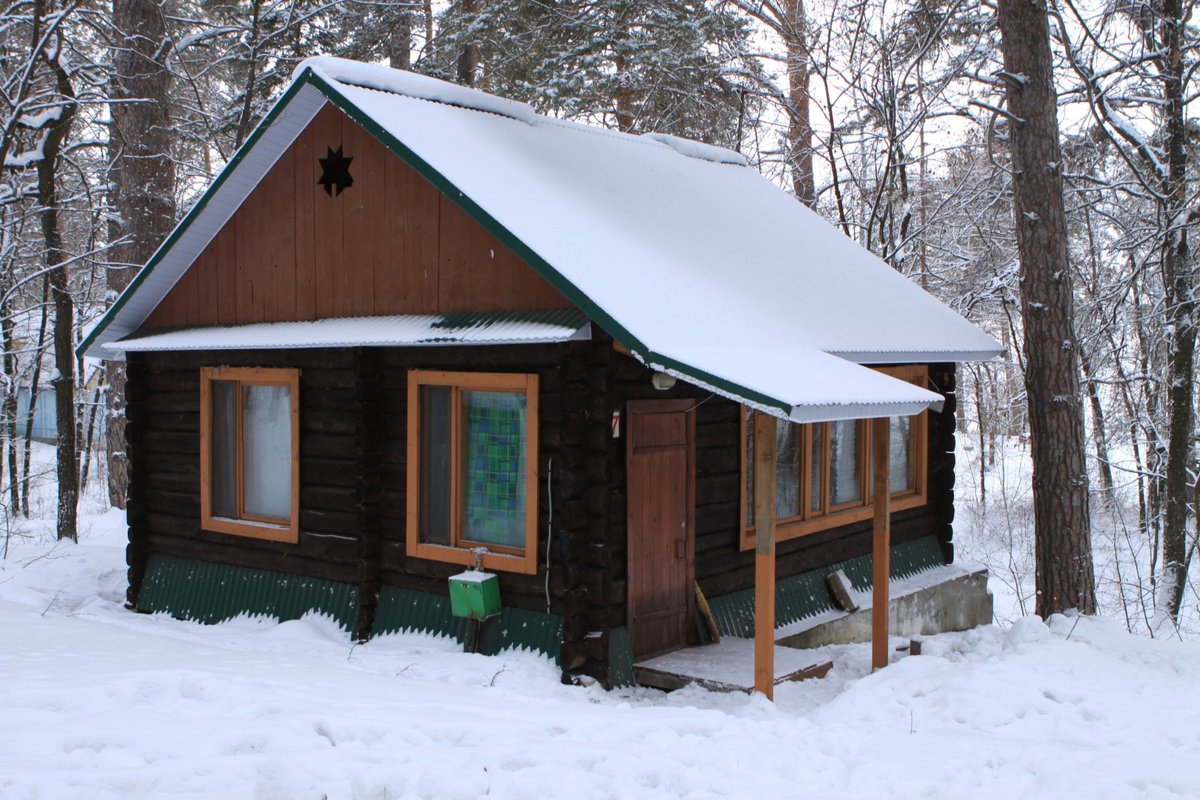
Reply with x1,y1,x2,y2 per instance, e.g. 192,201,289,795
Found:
832,348,1004,364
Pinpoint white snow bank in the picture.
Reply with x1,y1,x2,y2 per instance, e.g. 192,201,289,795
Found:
3,510,1198,799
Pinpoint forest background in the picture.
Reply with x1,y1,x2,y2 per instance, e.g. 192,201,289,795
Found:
0,0,1195,635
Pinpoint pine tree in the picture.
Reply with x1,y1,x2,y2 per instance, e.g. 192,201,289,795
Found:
426,0,762,144
107,0,176,509
995,0,1096,616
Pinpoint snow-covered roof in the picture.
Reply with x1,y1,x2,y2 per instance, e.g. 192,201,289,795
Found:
81,57,1001,422
105,311,591,353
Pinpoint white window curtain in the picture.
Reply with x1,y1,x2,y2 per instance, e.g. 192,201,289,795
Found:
242,384,292,520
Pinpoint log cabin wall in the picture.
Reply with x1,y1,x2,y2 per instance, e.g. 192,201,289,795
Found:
125,347,376,636
374,337,613,679
142,103,572,331
604,356,957,625
126,337,616,678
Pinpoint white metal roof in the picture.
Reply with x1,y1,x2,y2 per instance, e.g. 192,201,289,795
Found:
105,311,592,353
82,57,1001,421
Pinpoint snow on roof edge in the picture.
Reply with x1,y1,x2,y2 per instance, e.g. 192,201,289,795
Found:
105,313,592,353
640,132,748,166
296,57,538,124
640,356,943,423
834,348,1004,364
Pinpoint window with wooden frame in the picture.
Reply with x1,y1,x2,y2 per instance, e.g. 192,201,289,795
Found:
200,367,300,543
406,370,539,575
740,365,929,550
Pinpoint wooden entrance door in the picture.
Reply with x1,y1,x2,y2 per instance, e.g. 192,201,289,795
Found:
627,399,695,659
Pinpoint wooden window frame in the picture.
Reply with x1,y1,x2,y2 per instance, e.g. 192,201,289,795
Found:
406,370,539,575
739,365,929,551
199,366,301,544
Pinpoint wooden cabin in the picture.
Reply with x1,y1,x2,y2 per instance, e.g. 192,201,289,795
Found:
81,58,1001,689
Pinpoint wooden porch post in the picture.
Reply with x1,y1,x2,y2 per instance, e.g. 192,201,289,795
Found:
753,411,777,698
871,416,891,671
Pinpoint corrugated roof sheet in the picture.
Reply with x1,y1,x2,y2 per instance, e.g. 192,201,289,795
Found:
106,310,591,352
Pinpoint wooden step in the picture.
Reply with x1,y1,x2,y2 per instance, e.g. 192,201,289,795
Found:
634,637,832,693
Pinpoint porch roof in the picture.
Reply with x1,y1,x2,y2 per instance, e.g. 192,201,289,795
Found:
104,310,591,352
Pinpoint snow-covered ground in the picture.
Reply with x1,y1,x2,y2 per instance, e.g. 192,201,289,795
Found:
954,432,1199,637
3,502,1200,799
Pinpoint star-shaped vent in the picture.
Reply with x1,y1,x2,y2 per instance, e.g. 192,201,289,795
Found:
318,145,354,196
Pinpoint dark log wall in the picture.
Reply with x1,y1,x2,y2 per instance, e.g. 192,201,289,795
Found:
126,337,955,684
374,338,613,677
125,347,378,638
603,356,958,615
126,338,615,672
143,103,572,330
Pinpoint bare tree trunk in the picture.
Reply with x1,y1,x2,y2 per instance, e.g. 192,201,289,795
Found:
387,7,412,70
108,0,176,510
1,294,18,512
37,40,79,541
1079,344,1115,498
1156,0,1195,622
456,0,479,87
20,280,49,517
996,0,1096,616
80,377,104,492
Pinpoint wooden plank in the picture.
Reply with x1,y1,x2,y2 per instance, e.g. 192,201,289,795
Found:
634,639,830,693
695,582,721,643
626,399,695,659
338,120,379,316
378,135,410,310
402,166,441,313
215,223,237,326
310,105,343,319
264,146,297,322
752,410,776,700
872,416,891,671
194,241,219,325
293,121,317,320
826,568,860,612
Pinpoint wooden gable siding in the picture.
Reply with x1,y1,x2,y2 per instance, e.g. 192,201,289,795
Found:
144,104,571,330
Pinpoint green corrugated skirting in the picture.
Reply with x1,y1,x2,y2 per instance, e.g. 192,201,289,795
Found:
137,554,360,633
373,585,563,662
607,627,636,689
697,535,947,642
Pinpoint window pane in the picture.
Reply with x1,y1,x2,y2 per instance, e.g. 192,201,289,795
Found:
242,384,292,520
890,416,913,493
830,420,861,505
775,419,800,519
419,385,452,546
211,380,237,518
810,423,823,512
461,390,527,549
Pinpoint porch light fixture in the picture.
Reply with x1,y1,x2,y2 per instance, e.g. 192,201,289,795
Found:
651,371,676,391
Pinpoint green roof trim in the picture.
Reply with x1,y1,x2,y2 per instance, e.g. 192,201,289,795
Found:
137,553,360,633
697,535,948,641
429,309,589,331
606,626,637,689
372,584,563,661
